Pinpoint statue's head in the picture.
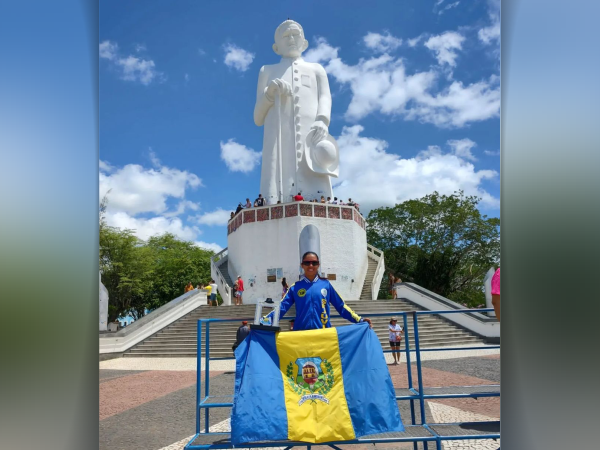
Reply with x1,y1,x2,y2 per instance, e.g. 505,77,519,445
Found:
273,20,308,58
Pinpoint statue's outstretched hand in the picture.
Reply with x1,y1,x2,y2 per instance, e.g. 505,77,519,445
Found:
310,120,328,143
266,78,292,99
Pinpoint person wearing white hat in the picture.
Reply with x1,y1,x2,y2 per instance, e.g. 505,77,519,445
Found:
388,317,404,365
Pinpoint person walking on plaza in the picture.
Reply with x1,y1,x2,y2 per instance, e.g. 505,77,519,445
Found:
388,317,403,365
232,321,250,353
264,252,372,330
236,275,244,305
210,279,218,306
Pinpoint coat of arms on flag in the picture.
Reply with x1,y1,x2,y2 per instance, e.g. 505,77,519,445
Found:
286,357,334,405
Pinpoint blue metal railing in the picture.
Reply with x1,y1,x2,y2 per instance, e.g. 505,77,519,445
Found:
186,308,500,450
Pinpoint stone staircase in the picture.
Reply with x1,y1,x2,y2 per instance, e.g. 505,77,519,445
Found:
124,300,486,358
218,258,234,287
359,256,379,300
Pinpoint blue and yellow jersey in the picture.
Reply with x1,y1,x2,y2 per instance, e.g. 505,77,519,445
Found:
267,276,362,331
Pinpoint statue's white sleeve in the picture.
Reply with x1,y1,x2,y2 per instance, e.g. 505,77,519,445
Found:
315,65,332,126
254,66,273,126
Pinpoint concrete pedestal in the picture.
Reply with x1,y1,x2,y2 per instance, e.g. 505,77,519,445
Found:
227,202,368,304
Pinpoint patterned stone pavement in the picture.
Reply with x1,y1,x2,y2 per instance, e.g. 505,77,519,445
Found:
100,350,499,450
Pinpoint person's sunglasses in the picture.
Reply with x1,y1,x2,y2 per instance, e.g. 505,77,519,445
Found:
301,261,320,266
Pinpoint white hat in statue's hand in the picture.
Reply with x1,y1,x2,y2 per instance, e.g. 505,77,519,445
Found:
304,130,340,178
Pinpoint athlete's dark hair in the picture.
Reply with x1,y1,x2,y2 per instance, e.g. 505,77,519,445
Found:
301,251,319,262
300,252,325,279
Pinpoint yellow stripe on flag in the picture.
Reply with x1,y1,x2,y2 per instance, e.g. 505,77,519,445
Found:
276,328,355,443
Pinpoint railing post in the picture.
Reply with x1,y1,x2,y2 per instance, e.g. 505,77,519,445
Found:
196,319,202,434
403,313,417,450
412,311,428,450
204,321,210,433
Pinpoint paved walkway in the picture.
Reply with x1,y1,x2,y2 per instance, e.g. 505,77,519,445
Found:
100,351,499,450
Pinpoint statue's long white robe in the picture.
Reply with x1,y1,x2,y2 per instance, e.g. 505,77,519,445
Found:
254,57,332,203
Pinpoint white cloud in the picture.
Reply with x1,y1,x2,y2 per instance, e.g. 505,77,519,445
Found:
99,41,118,60
184,73,190,82
479,0,501,45
332,125,498,212
163,200,200,218
198,48,206,56
304,37,340,63
484,149,500,156
194,241,223,253
305,38,499,128
220,139,261,172
194,208,232,226
439,1,460,15
223,44,255,72
363,32,402,53
99,157,202,216
99,159,114,173
99,40,164,85
407,35,425,47
424,31,465,67
105,211,201,242
447,138,477,161
134,43,146,53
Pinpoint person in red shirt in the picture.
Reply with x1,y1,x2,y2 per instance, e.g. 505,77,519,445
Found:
293,192,304,201
236,275,244,305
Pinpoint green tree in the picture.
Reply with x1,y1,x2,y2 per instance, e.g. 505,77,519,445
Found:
145,233,214,309
99,226,155,322
367,191,500,306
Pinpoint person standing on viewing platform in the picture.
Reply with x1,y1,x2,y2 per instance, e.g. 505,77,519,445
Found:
265,252,372,330
235,203,243,215
388,317,403,365
236,275,244,305
184,282,194,293
244,198,252,208
255,193,266,207
293,192,304,201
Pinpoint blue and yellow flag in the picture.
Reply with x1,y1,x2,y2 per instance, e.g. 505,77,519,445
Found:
231,323,403,444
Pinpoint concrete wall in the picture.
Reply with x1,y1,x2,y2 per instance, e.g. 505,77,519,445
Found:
99,290,207,354
395,283,500,340
228,204,367,303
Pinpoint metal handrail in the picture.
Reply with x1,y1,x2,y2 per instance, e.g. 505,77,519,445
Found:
367,244,385,300
187,307,500,449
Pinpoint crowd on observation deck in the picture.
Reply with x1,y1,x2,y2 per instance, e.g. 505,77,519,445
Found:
229,193,360,221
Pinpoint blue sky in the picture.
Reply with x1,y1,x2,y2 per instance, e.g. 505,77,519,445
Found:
99,0,500,252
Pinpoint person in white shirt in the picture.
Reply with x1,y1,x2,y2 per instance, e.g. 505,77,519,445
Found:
209,280,219,306
388,317,404,365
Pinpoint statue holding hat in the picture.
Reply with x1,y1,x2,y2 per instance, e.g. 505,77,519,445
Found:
254,20,339,203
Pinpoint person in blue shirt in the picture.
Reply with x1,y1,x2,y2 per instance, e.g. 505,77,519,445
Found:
265,251,372,331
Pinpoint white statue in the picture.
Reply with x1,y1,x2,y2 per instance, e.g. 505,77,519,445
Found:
99,271,109,331
254,20,339,204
